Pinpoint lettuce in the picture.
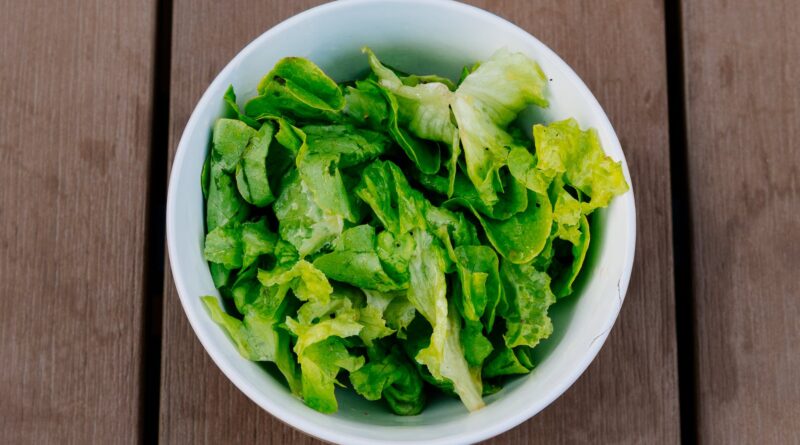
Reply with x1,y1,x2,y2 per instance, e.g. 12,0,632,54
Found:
407,231,484,411
313,225,407,292
452,49,548,206
199,49,629,416
534,118,628,213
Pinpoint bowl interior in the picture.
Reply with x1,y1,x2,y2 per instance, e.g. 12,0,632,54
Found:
167,1,635,444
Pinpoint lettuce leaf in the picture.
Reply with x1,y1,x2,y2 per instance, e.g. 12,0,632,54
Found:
500,261,555,349
355,160,428,235
533,118,628,213
273,170,343,257
454,245,503,332
550,215,591,298
245,57,344,121
447,190,552,264
313,225,407,291
452,49,548,206
350,347,426,415
364,48,459,187
235,121,275,207
407,230,484,411
257,259,333,304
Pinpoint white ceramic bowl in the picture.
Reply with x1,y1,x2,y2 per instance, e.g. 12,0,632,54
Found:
167,1,636,443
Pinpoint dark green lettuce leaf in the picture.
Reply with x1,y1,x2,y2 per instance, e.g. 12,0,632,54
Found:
295,125,388,223
418,169,528,220
350,347,426,415
482,343,530,379
235,121,275,207
223,85,260,128
245,57,344,122
206,171,249,232
313,225,406,292
454,245,503,331
240,218,277,269
460,319,493,367
550,215,591,298
446,190,552,264
355,160,428,234
341,80,389,129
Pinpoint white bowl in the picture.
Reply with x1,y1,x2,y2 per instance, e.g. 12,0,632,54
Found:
166,0,636,443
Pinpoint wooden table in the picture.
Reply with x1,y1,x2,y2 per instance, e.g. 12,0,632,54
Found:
1,1,798,443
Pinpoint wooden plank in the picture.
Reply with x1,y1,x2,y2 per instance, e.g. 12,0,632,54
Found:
471,1,681,443
681,1,800,443
0,0,157,443
160,1,679,443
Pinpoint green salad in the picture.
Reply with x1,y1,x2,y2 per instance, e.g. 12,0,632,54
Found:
199,47,628,415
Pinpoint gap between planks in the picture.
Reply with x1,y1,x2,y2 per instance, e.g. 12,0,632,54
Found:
139,0,174,442
663,0,698,443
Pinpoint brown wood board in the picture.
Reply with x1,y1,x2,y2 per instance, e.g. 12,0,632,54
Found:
681,0,800,443
0,0,157,443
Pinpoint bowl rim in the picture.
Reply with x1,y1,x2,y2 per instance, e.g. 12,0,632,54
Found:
166,0,637,443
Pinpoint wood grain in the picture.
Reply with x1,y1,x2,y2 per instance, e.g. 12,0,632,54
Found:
0,0,157,443
160,1,680,443
682,1,800,443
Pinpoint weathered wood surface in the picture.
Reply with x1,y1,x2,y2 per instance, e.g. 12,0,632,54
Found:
682,0,800,443
0,0,157,443
159,1,680,444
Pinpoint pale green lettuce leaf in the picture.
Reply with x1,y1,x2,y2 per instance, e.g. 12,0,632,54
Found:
295,337,364,414
212,118,256,173
452,49,548,206
533,118,628,213
500,261,555,349
274,170,343,257
258,259,333,304
407,230,484,411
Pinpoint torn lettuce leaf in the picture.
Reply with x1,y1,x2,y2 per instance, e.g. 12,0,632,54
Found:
452,48,548,206
212,118,256,174
365,47,459,187
454,245,503,332
500,261,556,349
206,170,249,233
533,118,628,213
341,80,390,129
245,57,344,121
350,347,426,415
550,215,591,298
447,190,552,264
235,121,275,207
273,169,344,257
407,230,485,411
313,225,407,292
